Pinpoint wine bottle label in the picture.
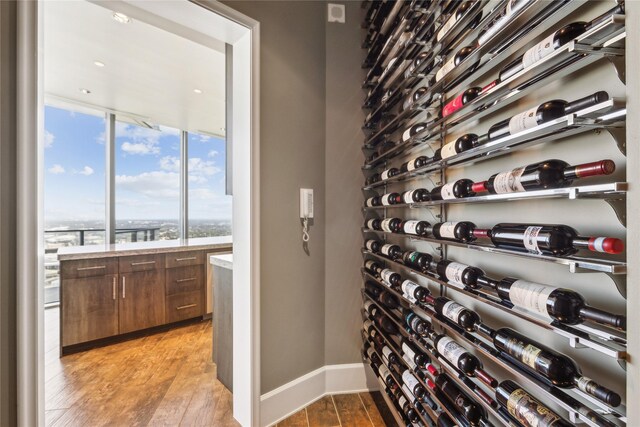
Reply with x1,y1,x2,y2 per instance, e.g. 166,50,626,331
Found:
442,93,466,117
437,13,459,42
403,190,416,204
505,337,542,369
575,376,598,395
522,32,556,69
363,319,373,331
381,219,393,232
523,226,544,255
398,395,408,409
364,300,373,312
435,55,456,82
366,197,376,207
402,371,420,390
402,353,418,371
409,316,422,332
402,128,413,142
365,260,377,270
440,140,458,159
366,219,377,229
404,292,417,304
382,346,393,361
445,262,468,284
381,170,391,180
492,167,526,193
381,244,394,256
381,269,395,286
402,124,427,142
508,106,539,135
403,220,419,235
401,279,418,294
407,158,419,172
366,347,375,359
507,387,564,427
510,280,555,320
379,364,392,381
365,240,376,252
442,300,466,323
402,96,413,112
381,194,393,206
402,342,417,361
436,336,466,366
402,384,416,401
440,183,457,200
438,222,458,239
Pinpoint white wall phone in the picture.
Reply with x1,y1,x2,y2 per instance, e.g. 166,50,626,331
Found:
300,188,313,242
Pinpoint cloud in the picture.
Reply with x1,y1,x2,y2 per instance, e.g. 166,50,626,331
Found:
116,123,179,156
208,150,219,158
159,156,221,184
96,132,105,145
121,141,161,155
77,166,94,176
48,164,65,174
44,130,55,148
159,156,180,173
116,171,180,199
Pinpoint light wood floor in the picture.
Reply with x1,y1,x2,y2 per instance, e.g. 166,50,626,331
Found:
45,307,238,427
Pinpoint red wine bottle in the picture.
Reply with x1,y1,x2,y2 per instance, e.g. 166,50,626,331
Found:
398,188,431,204
480,159,615,194
488,92,609,141
364,239,382,254
402,339,430,369
401,219,431,236
477,276,626,329
406,311,430,336
404,51,431,79
378,363,396,389
436,0,482,42
364,280,383,299
364,322,385,347
479,326,621,406
379,167,400,182
379,290,400,309
402,86,429,112
426,295,481,332
364,342,382,366
434,133,486,161
442,87,482,117
380,217,403,233
431,178,480,200
365,218,381,231
402,122,429,142
401,155,429,173
364,174,380,186
403,370,426,400
432,221,477,243
364,195,381,207
431,259,484,288
381,344,400,368
499,22,588,82
434,46,477,83
402,250,433,273
381,192,401,206
364,260,382,276
429,374,485,426
401,279,430,303
380,268,402,288
364,299,379,318
374,311,399,335
430,332,497,387
473,223,625,256
398,394,420,423
363,319,376,336
380,243,402,259
495,380,572,427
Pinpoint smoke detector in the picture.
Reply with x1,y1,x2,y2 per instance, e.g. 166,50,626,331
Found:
328,4,345,23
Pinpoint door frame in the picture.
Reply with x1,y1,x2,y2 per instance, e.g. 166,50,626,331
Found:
15,1,261,425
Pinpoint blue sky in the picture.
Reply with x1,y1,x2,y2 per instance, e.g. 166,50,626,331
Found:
44,105,231,223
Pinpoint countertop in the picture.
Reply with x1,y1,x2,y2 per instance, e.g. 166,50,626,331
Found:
209,253,233,269
57,236,233,261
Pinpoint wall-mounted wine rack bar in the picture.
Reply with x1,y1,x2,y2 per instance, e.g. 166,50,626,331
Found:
359,1,628,426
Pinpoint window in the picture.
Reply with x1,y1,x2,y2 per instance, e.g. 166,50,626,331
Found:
188,132,232,237
115,121,181,242
44,104,106,304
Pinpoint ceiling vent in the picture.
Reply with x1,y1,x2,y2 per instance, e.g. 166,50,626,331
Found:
328,4,345,24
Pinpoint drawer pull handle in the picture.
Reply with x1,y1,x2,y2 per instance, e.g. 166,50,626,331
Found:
77,265,106,271
131,260,156,266
175,257,197,262
176,303,197,310
176,277,197,283
112,277,116,300
122,276,126,299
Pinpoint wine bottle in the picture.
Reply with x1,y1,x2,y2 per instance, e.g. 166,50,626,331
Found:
431,179,481,200
381,268,402,288
398,188,431,204
402,279,430,303
363,319,377,337
436,412,457,427
401,219,431,236
380,166,400,181
487,92,609,141
364,342,382,366
499,22,588,82
379,363,396,389
364,322,386,347
432,221,477,243
478,0,531,47
365,195,381,207
479,326,621,406
404,51,430,79
398,394,420,423
381,217,402,233
477,276,626,329
364,300,379,318
431,259,485,289
434,133,486,161
365,218,381,230
434,46,477,84
401,155,429,173
402,122,429,142
473,223,625,256
380,290,400,310
365,239,382,254
402,339,430,369
403,370,426,400
480,159,616,194
403,383,437,412
406,311,430,336
402,86,429,112
364,280,383,299
495,380,572,427
381,344,400,368
374,311,399,335
442,87,482,117
380,243,402,259
402,250,433,273
429,375,485,426
430,332,497,387
364,260,382,276
426,295,481,332
436,0,482,42
381,192,401,206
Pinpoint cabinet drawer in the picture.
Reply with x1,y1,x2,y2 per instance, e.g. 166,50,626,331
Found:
166,266,203,295
119,254,165,273
166,291,203,323
61,258,118,279
165,250,204,269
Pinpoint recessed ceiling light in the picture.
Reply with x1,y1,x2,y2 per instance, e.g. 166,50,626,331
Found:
94,61,105,67
79,88,91,95
112,12,131,24
193,89,203,94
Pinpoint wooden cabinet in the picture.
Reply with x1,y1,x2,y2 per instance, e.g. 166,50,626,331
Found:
119,269,165,334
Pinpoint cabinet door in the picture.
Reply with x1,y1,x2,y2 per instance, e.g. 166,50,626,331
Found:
119,270,165,333
61,274,119,347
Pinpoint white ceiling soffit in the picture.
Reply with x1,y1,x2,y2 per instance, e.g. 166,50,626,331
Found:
44,0,226,137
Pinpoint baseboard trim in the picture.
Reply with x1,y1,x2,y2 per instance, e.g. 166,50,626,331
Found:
260,363,379,427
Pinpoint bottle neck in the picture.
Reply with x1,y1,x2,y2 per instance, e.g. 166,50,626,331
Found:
472,228,491,239
563,159,615,180
471,181,488,193
578,306,626,330
572,236,624,254
475,275,499,290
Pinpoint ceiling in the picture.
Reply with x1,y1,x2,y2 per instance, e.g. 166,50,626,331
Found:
43,0,226,137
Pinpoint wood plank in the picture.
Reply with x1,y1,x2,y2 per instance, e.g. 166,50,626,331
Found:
306,395,341,427
278,409,308,427
359,393,387,427
332,393,373,426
